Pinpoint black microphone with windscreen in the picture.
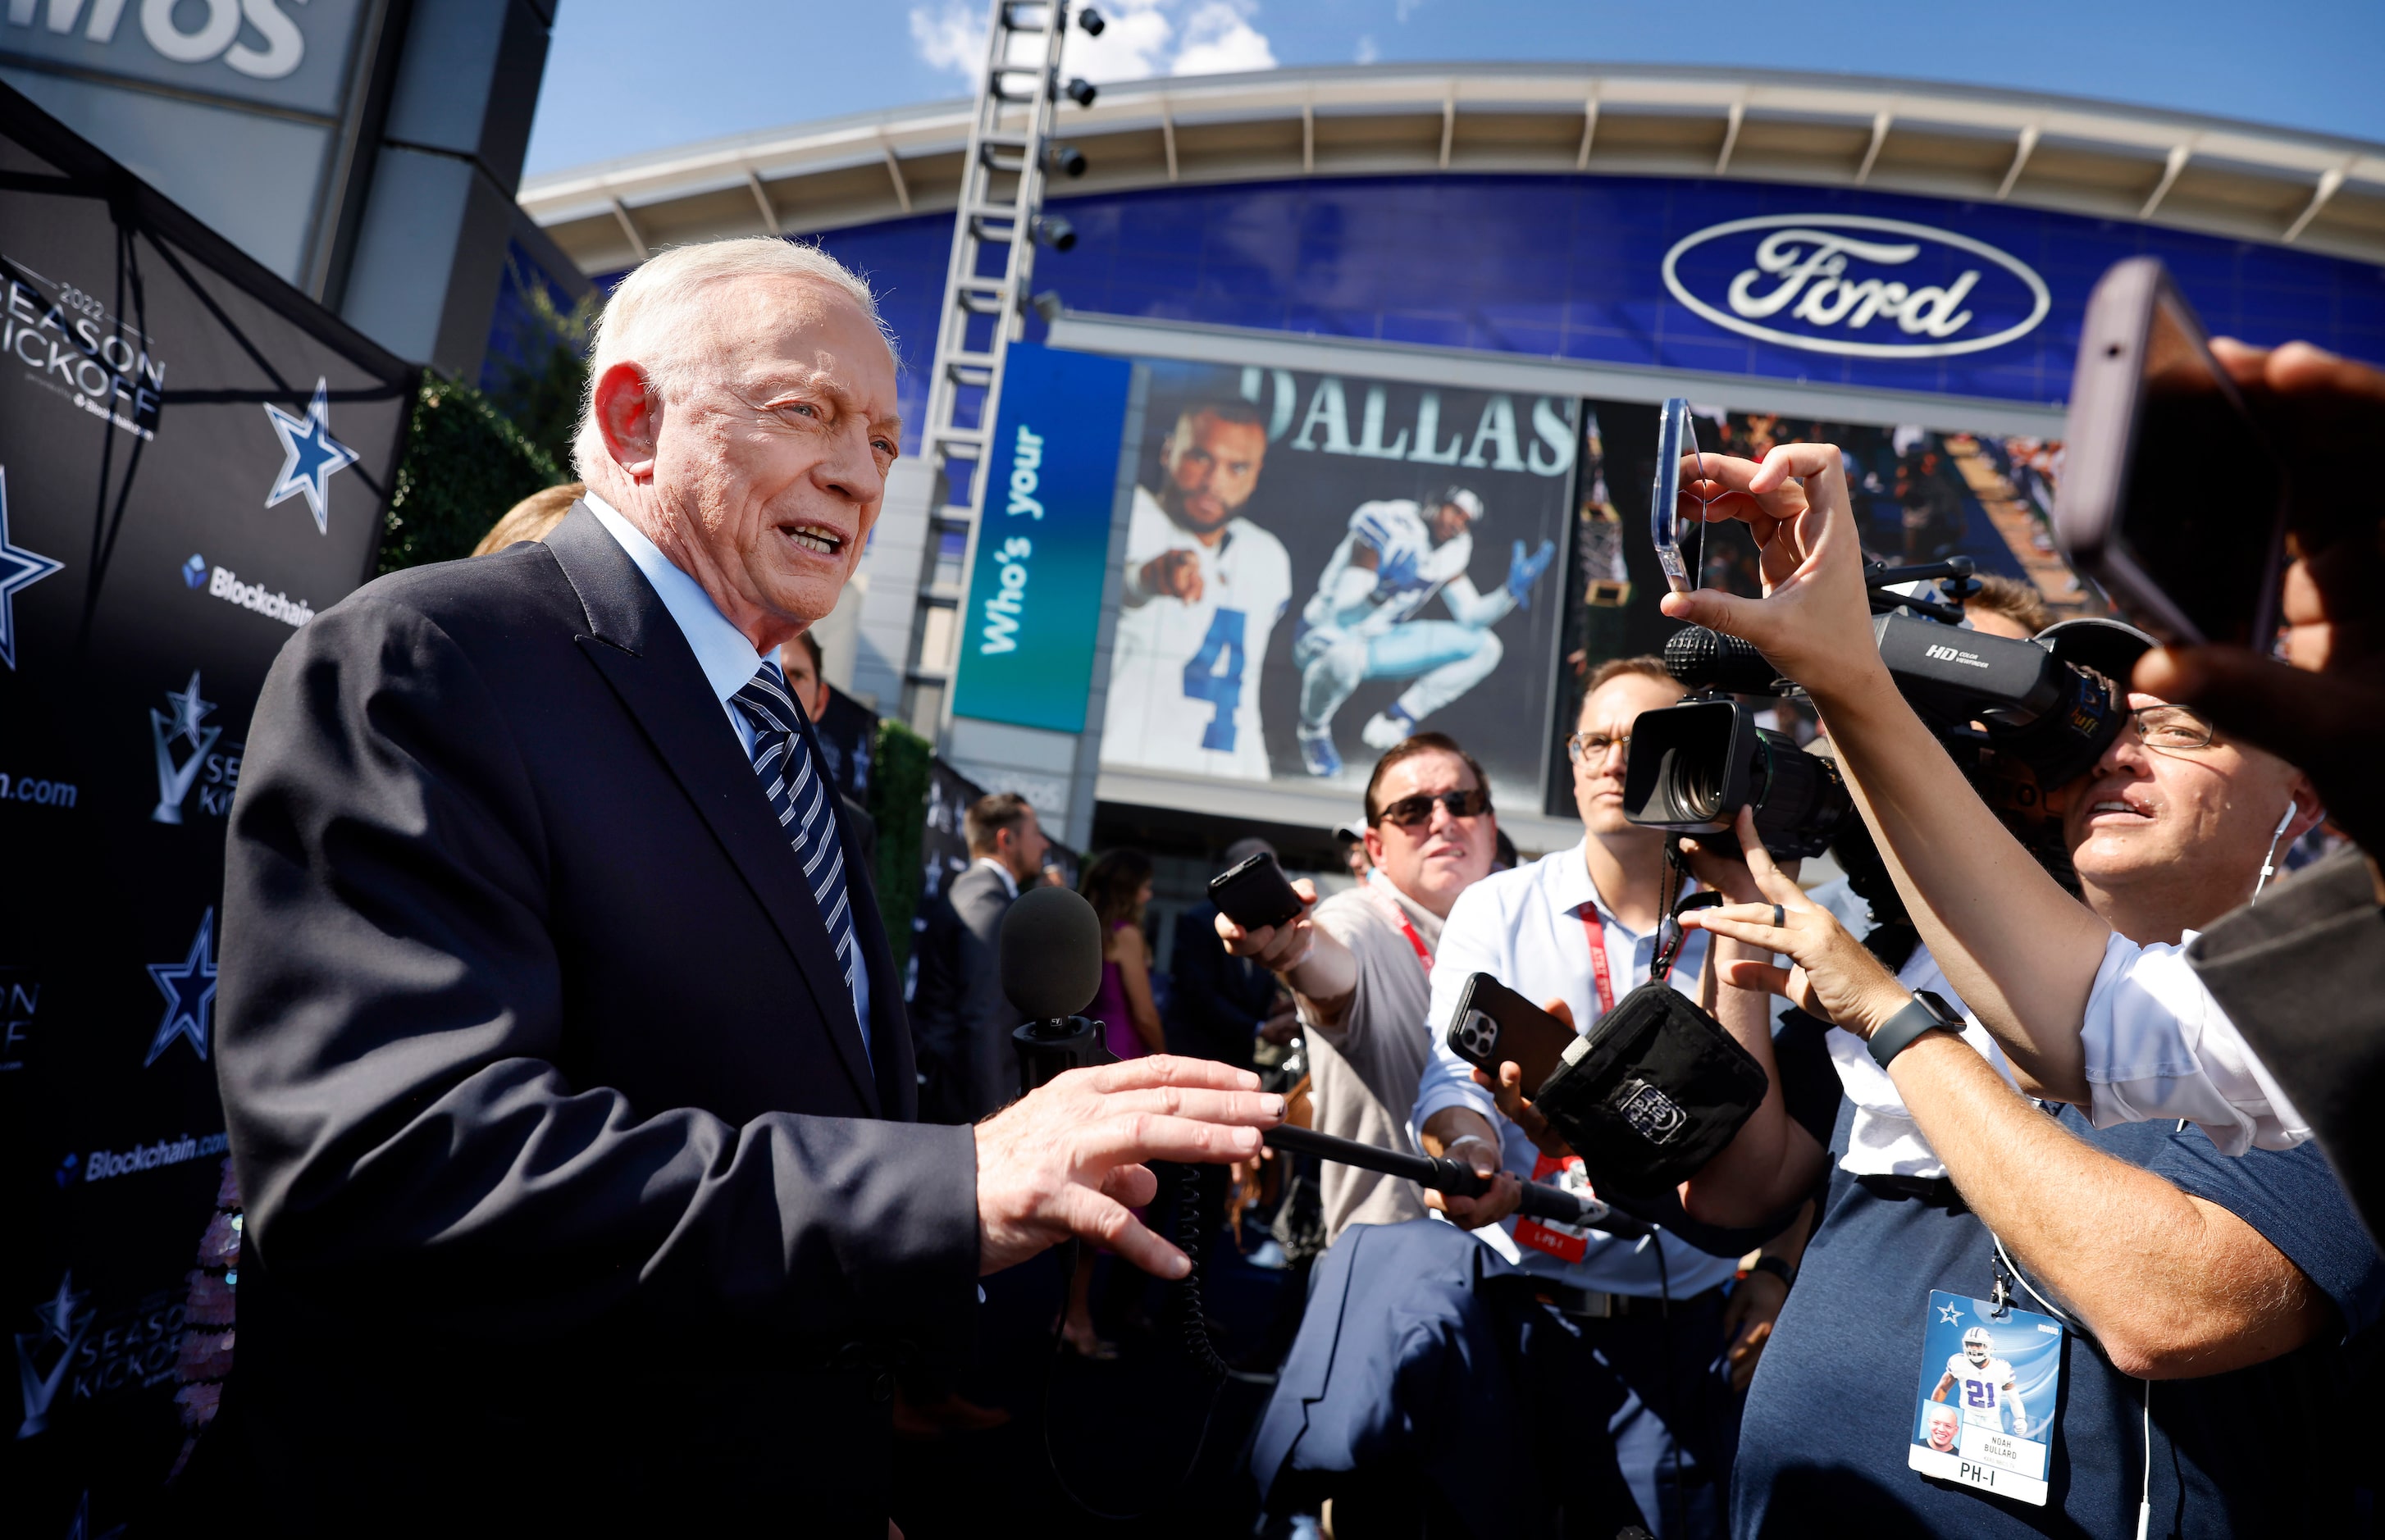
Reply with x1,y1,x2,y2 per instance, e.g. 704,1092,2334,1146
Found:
1002,886,1114,1091
1663,625,1788,696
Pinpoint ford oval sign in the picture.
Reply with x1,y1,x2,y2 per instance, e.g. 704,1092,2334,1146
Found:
1662,215,2050,359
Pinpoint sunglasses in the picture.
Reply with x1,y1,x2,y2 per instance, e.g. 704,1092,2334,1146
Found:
1376,787,1493,829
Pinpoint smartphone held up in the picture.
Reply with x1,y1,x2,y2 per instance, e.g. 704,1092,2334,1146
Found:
2056,256,2291,651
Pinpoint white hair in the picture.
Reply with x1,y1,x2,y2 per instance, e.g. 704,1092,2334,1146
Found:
571,237,890,485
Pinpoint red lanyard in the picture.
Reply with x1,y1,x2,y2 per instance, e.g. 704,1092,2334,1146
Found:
1368,887,1434,977
1579,909,1618,1016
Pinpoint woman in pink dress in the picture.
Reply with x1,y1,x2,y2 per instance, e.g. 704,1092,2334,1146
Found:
1058,849,1166,1356
1079,849,1165,1064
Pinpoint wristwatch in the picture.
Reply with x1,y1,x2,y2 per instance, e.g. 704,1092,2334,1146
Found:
1749,1254,1798,1289
1867,989,1965,1070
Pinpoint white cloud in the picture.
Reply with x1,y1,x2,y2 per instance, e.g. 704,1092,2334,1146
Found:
1396,0,1427,21
1063,1,1177,82
910,0,1274,84
1173,1,1277,75
908,3,987,76
1354,33,1379,64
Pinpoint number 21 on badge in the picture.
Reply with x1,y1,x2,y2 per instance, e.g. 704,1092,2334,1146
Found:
1908,1289,2064,1507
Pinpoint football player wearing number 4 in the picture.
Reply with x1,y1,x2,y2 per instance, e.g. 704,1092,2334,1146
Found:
1101,399,1292,781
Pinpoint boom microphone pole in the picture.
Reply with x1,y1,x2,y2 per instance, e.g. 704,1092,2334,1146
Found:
1261,1123,1649,1237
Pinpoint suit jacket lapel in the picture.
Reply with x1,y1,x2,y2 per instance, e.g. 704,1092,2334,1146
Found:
544,505,882,1116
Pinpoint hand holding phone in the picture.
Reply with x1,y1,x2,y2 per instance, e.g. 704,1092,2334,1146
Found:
2057,257,2289,649
1208,851,1306,932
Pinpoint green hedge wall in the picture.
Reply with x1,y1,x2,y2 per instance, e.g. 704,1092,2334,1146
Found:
378,375,562,576
867,717,935,977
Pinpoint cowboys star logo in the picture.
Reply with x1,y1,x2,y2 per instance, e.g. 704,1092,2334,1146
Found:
144,908,217,1067
262,378,358,535
0,465,66,672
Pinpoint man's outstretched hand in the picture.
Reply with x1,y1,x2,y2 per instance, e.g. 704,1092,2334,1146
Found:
974,1055,1282,1278
2134,339,2385,863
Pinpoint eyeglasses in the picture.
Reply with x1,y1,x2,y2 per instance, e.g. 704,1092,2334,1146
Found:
2127,704,2216,751
1566,731,1631,765
1376,787,1493,829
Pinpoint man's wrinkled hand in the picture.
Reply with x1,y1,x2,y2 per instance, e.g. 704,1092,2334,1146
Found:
974,1056,1282,1278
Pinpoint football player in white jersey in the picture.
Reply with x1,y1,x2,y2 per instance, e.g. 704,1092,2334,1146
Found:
1100,399,1292,781
1291,486,1555,777
1932,1325,2030,1436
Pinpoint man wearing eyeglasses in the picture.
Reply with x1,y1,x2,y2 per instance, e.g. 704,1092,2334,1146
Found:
1402,655,1796,1538
1216,731,1498,1245
1662,440,2326,1157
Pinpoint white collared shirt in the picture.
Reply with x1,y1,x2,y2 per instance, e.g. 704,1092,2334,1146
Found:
583,494,870,1051
2078,932,2310,1155
1411,840,1738,1298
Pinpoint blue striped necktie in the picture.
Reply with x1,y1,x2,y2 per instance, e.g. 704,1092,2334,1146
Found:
730,662,858,1009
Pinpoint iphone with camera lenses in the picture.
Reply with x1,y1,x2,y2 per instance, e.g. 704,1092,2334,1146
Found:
1445,973,1580,1098
2056,257,2288,650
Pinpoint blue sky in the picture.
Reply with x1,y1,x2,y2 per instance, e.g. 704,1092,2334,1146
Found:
523,0,2385,180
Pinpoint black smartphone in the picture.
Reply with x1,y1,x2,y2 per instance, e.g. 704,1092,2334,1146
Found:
1444,972,1580,1098
1207,851,1305,931
2056,256,2288,650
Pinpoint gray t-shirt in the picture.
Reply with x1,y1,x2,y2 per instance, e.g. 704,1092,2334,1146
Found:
1302,879,1439,1242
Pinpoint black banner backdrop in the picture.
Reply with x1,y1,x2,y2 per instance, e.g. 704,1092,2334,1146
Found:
0,84,413,1532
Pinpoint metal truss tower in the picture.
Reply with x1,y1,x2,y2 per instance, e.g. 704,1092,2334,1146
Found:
893,0,1095,735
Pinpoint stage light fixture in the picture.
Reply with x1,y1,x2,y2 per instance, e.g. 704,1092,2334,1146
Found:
1050,143,1088,177
1031,290,1064,324
1078,7,1106,36
1033,216,1077,252
1065,77,1097,108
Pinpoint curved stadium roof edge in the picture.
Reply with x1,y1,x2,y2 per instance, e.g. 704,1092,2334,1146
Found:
519,62,2385,276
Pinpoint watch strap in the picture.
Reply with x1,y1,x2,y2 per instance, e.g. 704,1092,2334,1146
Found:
1867,991,1962,1070
1749,1254,1797,1289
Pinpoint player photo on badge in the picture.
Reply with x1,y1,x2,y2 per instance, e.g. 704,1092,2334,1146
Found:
1908,1290,2064,1507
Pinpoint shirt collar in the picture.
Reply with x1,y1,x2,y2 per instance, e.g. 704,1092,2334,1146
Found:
583,492,767,708
1552,836,1699,940
974,856,1020,898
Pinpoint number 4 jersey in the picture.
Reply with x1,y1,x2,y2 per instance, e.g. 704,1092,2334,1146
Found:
1101,485,1292,781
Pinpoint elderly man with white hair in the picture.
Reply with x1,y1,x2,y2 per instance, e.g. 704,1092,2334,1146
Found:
210,238,1279,1537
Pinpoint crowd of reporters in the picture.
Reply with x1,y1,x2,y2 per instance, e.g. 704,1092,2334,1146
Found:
921,335,2385,1539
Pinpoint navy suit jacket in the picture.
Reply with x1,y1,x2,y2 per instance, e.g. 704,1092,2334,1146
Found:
212,507,976,1534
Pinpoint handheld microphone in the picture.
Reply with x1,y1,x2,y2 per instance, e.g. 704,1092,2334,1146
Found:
1664,626,1788,696
1001,886,1110,1091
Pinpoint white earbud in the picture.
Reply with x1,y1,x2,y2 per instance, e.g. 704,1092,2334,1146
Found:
2253,800,2298,902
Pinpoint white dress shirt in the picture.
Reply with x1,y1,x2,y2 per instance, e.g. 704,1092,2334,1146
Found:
1411,841,1738,1298
584,494,871,1050
2078,932,2310,1155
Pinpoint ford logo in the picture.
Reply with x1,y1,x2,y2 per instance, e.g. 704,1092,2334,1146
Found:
1662,214,2050,359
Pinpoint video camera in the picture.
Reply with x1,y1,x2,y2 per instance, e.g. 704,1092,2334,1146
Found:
1625,399,2127,897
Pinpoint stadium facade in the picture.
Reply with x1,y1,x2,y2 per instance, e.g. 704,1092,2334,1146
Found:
519,63,2385,859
